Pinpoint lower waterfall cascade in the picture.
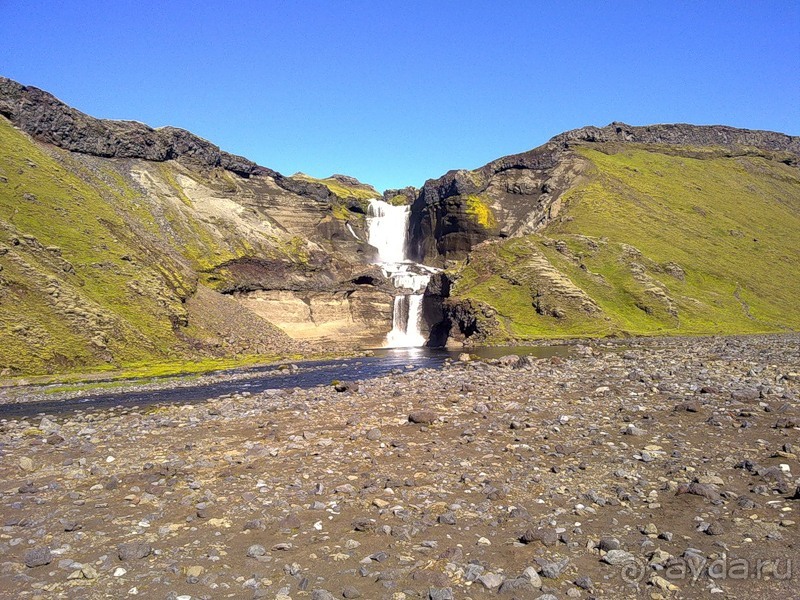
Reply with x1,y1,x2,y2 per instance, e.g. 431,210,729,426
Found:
365,199,437,347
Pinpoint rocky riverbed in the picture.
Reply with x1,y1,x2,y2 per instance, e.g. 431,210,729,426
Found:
0,334,798,599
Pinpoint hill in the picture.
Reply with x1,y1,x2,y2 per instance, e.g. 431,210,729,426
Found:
415,124,800,343
1,75,799,374
0,77,393,375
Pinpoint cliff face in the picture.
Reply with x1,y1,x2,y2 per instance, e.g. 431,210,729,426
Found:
0,77,261,176
553,121,800,157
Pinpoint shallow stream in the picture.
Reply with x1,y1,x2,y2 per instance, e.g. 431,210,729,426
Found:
0,346,569,418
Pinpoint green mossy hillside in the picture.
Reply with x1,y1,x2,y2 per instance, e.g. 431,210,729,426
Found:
293,174,378,201
0,118,299,375
450,147,800,340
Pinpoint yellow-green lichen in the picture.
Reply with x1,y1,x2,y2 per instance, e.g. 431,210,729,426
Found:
464,195,497,230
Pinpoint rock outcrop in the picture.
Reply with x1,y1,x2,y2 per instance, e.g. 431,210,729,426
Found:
552,121,800,157
0,77,262,177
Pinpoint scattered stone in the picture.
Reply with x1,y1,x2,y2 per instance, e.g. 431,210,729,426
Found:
409,410,437,424
602,549,635,565
623,424,647,436
342,586,362,598
521,527,558,546
598,537,620,551
429,588,454,600
117,542,152,561
0,333,796,599
536,556,570,578
522,566,543,588
334,381,359,393
23,547,52,568
438,512,456,525
676,482,723,504
706,522,725,535
498,577,533,594
478,573,504,589
574,575,593,590
731,388,760,402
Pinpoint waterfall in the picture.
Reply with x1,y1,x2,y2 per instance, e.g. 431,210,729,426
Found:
366,199,435,348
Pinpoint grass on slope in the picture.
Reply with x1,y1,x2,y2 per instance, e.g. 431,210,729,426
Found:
293,174,378,201
450,238,614,341
0,118,192,372
452,146,800,340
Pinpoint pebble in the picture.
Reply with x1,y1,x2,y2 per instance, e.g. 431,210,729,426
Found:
478,572,504,589
0,333,796,599
428,588,454,600
536,557,570,578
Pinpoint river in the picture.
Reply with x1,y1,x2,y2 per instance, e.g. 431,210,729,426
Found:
0,346,569,419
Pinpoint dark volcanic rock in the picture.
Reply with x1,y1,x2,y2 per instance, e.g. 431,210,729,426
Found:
23,547,51,568
117,541,152,561
0,76,260,177
553,122,800,157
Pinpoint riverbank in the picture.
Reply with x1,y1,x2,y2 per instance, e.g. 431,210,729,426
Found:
0,333,797,599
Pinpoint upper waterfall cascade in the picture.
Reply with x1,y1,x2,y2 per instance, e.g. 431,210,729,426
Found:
365,199,437,347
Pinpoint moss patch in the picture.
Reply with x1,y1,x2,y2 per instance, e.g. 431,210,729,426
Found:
464,194,497,230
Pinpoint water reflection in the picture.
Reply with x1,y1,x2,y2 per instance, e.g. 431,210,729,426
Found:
0,345,570,418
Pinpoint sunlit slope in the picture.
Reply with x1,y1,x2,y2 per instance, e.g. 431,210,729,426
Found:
0,118,292,374
450,146,800,340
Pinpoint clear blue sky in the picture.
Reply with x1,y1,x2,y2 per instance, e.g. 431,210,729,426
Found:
2,1,799,191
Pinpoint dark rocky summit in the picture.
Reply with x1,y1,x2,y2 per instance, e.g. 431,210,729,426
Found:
0,76,261,177
553,121,800,157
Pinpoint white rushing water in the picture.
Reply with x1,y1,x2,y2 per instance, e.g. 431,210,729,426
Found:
366,199,436,348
